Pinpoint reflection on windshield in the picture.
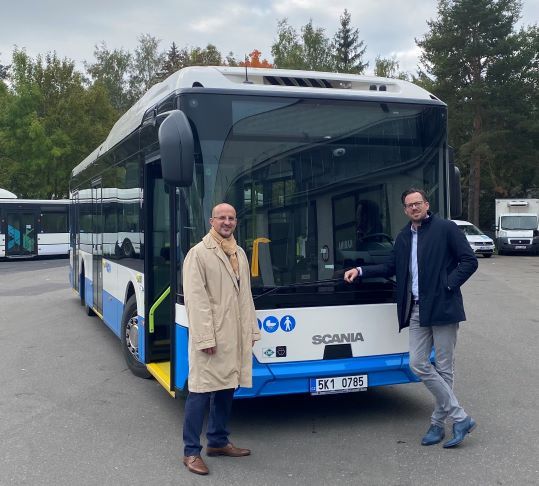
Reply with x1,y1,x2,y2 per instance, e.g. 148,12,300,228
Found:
182,93,446,307
501,215,538,230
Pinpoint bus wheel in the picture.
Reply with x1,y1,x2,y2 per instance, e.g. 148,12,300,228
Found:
121,296,151,378
122,239,135,258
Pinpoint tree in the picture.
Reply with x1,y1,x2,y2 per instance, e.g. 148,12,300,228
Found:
158,42,189,80
128,34,165,100
239,50,273,68
225,52,240,67
187,44,222,66
417,0,533,226
374,55,410,80
0,53,9,80
85,42,132,112
271,19,304,69
271,18,335,71
333,9,368,74
0,48,116,198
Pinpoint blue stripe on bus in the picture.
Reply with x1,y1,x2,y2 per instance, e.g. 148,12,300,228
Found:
84,278,93,308
103,290,122,337
234,353,420,398
174,324,189,391
138,315,145,362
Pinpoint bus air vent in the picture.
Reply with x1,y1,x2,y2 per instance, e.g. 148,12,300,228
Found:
263,76,345,89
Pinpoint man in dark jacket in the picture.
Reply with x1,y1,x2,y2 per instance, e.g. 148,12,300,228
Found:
344,188,478,448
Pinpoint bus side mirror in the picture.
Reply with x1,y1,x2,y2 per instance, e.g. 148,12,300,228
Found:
158,110,194,187
448,147,462,219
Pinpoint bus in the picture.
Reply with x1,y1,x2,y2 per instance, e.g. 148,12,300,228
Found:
69,66,462,398
0,198,69,258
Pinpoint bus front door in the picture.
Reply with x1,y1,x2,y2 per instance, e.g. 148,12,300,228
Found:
144,162,175,395
6,211,37,257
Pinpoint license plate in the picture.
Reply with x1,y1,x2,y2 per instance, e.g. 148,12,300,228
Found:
515,245,526,249
310,374,368,395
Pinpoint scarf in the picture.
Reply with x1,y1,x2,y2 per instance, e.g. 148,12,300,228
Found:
209,227,239,279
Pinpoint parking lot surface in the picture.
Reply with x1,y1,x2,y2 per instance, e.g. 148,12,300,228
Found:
1,255,538,485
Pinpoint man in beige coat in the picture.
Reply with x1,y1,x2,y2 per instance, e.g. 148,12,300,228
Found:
182,203,261,476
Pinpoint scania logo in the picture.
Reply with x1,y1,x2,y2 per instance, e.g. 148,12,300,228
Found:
312,332,364,345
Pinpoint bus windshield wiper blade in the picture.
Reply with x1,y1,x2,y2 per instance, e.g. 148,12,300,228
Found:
253,278,342,300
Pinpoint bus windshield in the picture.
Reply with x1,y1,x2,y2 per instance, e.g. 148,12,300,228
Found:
179,93,446,308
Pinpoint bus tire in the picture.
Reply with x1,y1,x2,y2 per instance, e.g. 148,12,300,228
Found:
121,295,151,379
122,239,135,258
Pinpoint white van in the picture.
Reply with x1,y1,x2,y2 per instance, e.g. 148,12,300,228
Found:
452,220,495,258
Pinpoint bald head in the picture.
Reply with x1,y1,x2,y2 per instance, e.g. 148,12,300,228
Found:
211,203,236,218
210,203,237,238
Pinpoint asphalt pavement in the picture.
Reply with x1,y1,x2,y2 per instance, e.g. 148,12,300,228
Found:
0,254,538,485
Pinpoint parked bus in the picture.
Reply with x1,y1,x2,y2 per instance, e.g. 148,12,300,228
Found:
0,198,69,258
69,66,461,398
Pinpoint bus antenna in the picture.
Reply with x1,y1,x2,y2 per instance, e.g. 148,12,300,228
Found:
243,55,253,84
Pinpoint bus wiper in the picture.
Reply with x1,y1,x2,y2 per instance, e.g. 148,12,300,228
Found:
253,278,342,300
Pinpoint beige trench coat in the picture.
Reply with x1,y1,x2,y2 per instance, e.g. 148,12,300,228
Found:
183,233,261,393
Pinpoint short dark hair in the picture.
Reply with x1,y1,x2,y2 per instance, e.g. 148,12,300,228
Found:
401,188,428,205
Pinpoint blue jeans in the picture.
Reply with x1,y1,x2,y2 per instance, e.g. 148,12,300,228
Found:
183,388,235,457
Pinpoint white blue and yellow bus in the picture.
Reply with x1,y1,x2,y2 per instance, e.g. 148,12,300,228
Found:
69,66,462,398
0,198,69,258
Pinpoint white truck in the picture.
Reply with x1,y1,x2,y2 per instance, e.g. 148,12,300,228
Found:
495,199,539,255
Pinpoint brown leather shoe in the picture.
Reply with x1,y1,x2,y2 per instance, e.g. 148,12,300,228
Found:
183,455,209,475
206,442,251,457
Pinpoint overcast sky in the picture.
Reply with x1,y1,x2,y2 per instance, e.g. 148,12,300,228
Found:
1,0,537,76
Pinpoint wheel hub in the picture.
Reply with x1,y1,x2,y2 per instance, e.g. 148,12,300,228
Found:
125,316,139,358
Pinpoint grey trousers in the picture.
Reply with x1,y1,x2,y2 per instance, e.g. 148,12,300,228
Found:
408,305,467,427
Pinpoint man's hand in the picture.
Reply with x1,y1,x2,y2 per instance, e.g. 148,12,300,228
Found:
201,346,216,355
344,268,359,283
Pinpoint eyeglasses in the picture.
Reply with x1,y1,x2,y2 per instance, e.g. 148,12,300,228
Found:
404,201,425,209
212,216,237,222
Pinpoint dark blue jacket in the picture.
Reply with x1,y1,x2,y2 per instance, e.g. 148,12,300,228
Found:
361,213,478,331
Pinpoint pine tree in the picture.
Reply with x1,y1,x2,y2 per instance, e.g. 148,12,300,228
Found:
159,42,186,78
417,0,533,226
333,9,368,74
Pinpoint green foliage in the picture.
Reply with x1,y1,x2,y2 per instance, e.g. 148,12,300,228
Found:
374,55,410,80
129,34,165,100
158,42,188,80
417,0,537,227
271,11,367,73
271,19,307,69
333,9,368,74
157,42,225,82
0,49,116,198
0,56,8,80
85,42,132,112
